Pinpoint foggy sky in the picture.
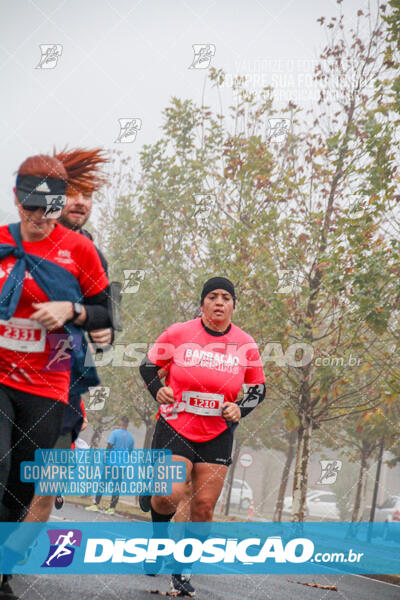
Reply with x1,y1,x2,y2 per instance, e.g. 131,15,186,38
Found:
0,0,368,222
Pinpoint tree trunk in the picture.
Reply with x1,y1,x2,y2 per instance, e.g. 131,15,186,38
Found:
352,446,368,522
224,440,241,516
90,424,104,448
369,438,384,523
273,429,297,522
291,418,313,522
143,420,156,449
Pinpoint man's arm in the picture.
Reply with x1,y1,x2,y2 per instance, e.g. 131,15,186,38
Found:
107,430,116,450
88,239,115,345
80,287,112,331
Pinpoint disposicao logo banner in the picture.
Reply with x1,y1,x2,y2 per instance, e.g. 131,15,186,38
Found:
1,522,399,575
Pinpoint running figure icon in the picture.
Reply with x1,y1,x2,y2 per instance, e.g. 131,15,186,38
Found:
45,336,75,371
45,531,77,566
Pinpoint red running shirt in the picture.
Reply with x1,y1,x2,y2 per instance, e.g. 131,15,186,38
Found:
147,318,265,442
0,223,109,402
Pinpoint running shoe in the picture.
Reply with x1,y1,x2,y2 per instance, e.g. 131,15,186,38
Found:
54,496,64,510
170,574,195,597
105,508,115,515
139,495,152,513
85,504,100,512
0,575,19,599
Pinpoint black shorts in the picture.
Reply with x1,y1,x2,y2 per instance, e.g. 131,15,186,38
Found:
152,417,233,466
0,384,65,521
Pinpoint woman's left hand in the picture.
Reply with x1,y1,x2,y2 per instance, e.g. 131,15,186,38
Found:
30,301,74,330
222,402,241,423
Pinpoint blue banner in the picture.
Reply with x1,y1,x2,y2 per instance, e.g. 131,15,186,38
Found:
1,522,399,574
20,449,186,496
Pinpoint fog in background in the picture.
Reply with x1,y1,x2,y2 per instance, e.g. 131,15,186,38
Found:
1,0,367,222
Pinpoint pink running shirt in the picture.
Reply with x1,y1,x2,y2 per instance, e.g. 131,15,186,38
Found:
147,318,265,442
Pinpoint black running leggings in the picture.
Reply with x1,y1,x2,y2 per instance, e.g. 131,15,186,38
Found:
0,384,64,522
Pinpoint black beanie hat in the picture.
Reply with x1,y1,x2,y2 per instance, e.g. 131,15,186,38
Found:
200,277,236,307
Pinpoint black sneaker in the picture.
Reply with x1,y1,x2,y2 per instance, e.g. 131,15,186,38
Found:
170,574,195,597
139,495,152,513
54,496,64,510
0,575,19,599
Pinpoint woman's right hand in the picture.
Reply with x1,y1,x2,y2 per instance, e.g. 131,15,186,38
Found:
30,301,76,330
156,386,175,404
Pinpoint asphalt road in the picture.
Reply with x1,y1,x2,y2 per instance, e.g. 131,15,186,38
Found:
8,503,400,600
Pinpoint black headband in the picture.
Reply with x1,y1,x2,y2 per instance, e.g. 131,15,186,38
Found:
201,277,236,307
16,174,66,208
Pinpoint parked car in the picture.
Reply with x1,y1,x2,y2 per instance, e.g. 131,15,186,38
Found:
283,490,340,520
364,495,400,522
218,478,254,511
361,496,400,541
282,490,321,516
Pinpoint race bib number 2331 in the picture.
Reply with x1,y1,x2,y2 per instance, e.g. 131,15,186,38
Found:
0,317,46,353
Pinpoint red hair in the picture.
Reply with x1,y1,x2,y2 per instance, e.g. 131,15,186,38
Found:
17,155,67,180
53,147,108,197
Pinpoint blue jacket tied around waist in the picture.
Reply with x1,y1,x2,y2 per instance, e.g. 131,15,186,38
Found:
0,223,100,396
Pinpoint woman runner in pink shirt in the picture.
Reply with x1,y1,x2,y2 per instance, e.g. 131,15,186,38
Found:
139,277,266,597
